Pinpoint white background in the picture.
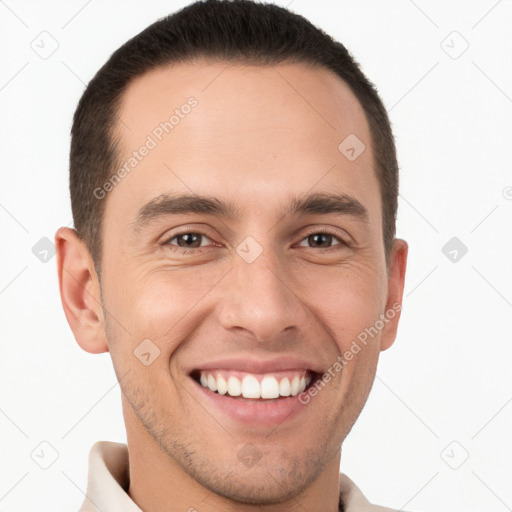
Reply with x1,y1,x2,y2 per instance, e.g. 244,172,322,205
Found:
1,1,511,511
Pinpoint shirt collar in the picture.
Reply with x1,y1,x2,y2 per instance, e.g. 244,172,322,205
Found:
79,441,392,512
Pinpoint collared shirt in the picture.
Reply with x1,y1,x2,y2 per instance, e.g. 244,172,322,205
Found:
79,441,402,512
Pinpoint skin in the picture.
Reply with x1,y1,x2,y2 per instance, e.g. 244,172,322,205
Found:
56,60,408,512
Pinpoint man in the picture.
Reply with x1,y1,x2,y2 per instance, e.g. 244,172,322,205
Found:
55,1,408,510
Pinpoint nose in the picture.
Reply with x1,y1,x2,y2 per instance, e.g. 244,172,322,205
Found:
217,248,308,343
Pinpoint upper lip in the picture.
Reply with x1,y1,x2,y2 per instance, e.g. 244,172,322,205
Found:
188,356,324,375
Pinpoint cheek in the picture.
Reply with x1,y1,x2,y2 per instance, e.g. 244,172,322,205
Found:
102,269,210,390
298,262,384,351
108,266,225,343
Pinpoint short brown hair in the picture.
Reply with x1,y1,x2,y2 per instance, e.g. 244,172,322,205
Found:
70,0,399,273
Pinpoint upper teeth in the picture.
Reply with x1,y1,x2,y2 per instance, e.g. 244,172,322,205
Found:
199,371,311,399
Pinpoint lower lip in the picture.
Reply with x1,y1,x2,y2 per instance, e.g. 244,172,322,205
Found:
189,377,313,427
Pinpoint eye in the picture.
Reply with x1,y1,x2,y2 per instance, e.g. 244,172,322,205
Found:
165,232,214,249
162,229,350,253
297,230,349,250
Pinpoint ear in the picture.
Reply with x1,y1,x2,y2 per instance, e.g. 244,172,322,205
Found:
55,227,108,354
380,238,408,351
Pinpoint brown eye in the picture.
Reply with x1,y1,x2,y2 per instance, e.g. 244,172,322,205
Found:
167,232,212,249
297,231,347,249
308,233,333,248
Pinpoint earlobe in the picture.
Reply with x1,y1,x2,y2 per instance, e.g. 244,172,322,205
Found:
380,238,408,351
55,227,109,354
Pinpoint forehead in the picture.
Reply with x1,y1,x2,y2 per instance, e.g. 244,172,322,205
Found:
106,59,378,227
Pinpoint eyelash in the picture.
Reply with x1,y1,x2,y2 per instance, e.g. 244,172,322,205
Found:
162,229,351,253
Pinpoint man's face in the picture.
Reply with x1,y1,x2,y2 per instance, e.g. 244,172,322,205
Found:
98,60,404,502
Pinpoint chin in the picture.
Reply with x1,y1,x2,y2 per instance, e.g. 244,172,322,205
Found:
172,443,329,506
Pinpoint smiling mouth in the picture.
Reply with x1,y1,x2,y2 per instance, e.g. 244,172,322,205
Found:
190,369,321,401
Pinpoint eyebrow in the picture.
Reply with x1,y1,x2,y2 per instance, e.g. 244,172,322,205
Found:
132,191,369,232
